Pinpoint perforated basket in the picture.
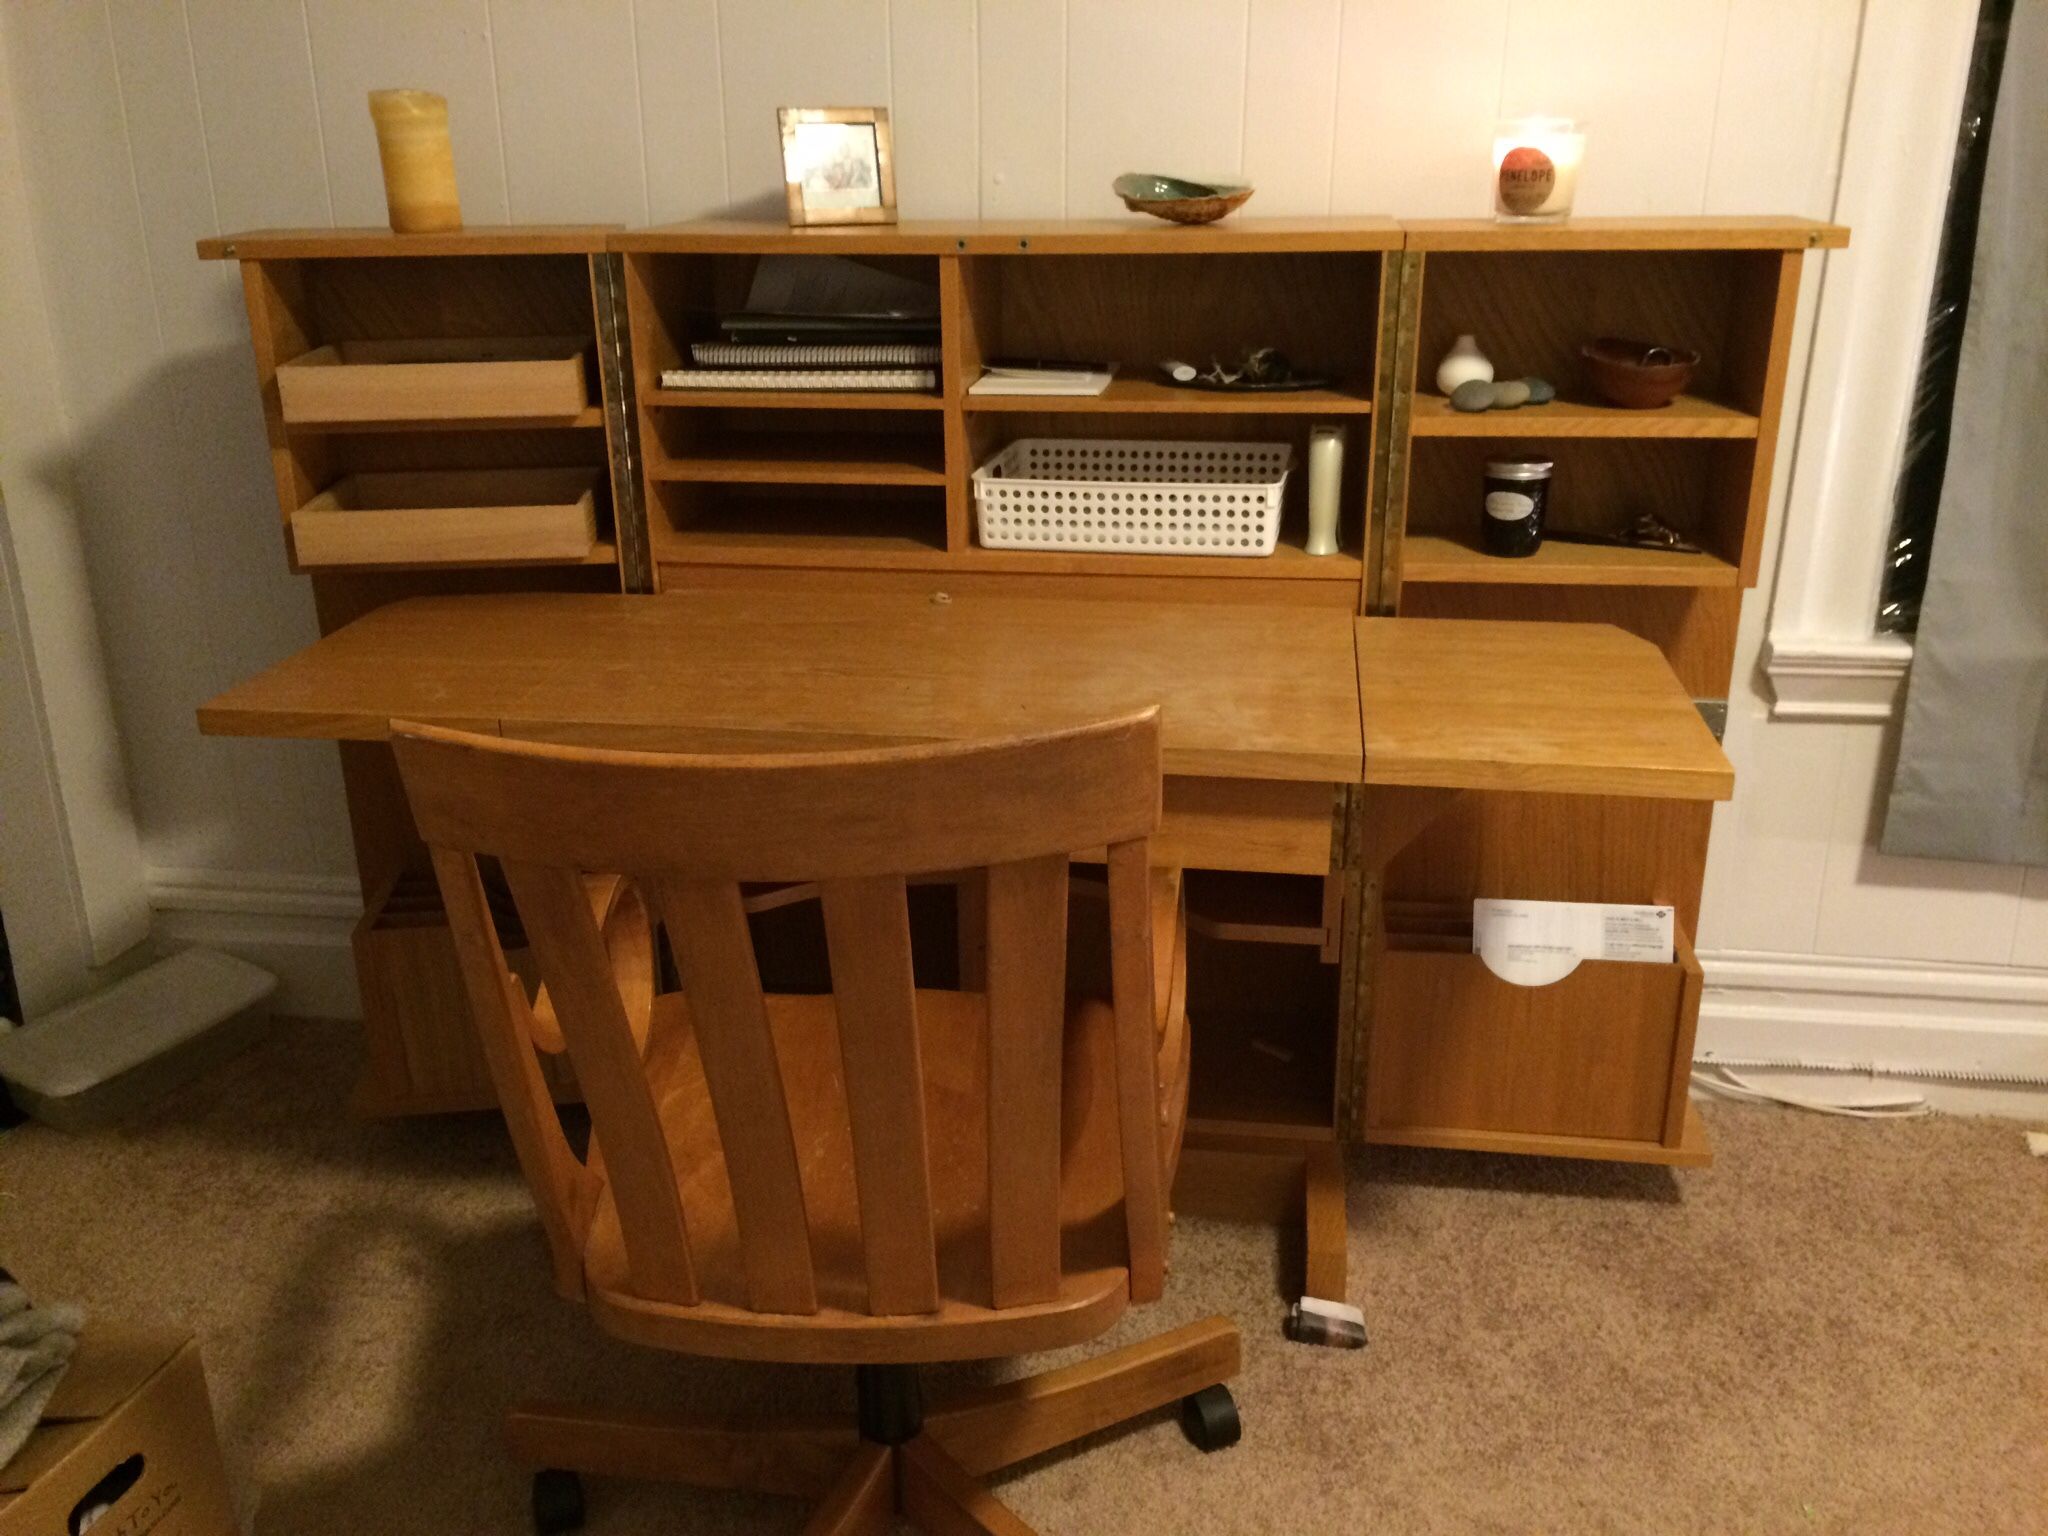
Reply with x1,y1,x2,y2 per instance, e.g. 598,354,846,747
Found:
972,438,1293,557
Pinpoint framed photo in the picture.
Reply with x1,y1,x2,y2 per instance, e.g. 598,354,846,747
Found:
778,107,897,227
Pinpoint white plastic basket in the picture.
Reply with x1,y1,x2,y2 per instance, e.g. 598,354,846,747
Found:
972,438,1294,557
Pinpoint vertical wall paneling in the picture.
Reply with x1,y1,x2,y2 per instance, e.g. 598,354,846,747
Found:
977,0,1065,216
1241,0,1342,215
634,0,731,220
891,0,981,218
1703,0,1862,217
1496,0,1731,217
2014,869,2048,968
489,0,650,222
303,0,510,228
1328,0,1511,218
183,0,334,230
715,0,892,216
1065,0,1250,219
7,0,2037,1004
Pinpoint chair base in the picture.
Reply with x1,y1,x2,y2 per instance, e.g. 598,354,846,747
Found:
508,1316,1242,1534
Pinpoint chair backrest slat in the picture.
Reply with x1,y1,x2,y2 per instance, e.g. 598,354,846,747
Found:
429,847,591,1299
503,856,699,1306
984,852,1071,1308
820,874,942,1315
654,877,820,1315
1106,840,1168,1302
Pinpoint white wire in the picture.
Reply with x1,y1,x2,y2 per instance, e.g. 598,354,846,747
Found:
1690,1065,1934,1119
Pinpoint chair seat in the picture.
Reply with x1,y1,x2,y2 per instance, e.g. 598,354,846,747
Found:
582,987,1158,1363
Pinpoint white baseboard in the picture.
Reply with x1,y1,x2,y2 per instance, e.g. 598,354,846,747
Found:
147,867,361,1020
1697,949,2048,1098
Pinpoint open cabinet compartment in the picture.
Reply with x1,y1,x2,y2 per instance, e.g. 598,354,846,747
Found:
954,251,1381,405
1399,435,1752,586
650,478,949,572
625,249,947,407
1365,913,1707,1161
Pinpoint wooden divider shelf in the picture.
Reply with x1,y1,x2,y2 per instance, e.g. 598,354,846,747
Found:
962,376,1375,416
1406,393,1757,438
1398,531,1740,588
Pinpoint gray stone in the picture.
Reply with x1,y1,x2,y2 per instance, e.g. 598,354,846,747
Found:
1491,379,1531,409
1450,379,1496,412
1523,376,1556,404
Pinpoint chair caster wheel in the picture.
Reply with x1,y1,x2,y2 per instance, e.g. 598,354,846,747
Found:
1180,1384,1241,1452
533,1468,585,1533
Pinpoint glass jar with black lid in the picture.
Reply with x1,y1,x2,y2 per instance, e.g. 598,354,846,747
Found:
1481,456,1553,557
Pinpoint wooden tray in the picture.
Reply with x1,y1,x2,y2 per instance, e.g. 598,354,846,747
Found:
276,335,592,423
291,468,600,568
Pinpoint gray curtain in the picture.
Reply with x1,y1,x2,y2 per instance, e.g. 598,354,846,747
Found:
1884,0,2048,865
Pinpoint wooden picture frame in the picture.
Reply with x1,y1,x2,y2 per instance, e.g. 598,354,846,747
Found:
777,107,898,227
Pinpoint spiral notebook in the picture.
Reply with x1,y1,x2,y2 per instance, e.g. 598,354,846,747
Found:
690,341,942,368
658,367,936,391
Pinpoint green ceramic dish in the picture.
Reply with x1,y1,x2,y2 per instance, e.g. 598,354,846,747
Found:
1114,173,1255,225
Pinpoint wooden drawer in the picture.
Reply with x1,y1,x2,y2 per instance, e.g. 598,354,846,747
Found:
277,335,592,423
1364,925,1706,1162
292,468,600,568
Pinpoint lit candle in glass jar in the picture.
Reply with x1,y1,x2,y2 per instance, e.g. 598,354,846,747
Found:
1492,117,1585,222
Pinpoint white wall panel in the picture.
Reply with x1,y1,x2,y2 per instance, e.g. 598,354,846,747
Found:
2013,869,2048,967
634,0,730,220
1704,0,1861,217
1329,0,1509,217
891,0,979,217
490,0,648,222
1066,0,1248,219
1241,0,1340,215
11,0,2041,1015
304,0,508,228
978,0,1064,217
1700,706,1843,954
1497,0,1729,217
1812,726,2028,965
184,0,332,230
716,0,891,217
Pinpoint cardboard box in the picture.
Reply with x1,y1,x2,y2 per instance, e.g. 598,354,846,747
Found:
0,1323,235,1536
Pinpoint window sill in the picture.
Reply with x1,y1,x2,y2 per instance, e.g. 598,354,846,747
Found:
1763,635,1914,721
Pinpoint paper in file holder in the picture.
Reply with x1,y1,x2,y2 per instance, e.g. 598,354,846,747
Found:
1472,898,1676,987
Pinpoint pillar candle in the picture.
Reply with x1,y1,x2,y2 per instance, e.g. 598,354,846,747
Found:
369,90,462,234
1492,118,1585,222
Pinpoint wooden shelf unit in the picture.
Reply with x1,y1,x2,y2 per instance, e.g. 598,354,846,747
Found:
619,219,1400,607
1357,216,1843,1156
202,226,631,581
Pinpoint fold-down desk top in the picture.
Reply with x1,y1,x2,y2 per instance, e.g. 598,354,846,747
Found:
198,590,1365,785
1355,618,1733,800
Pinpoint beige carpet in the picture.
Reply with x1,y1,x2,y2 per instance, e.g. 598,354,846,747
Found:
1,1018,2042,1535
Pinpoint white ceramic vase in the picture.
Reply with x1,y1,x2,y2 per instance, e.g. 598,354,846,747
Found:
1435,334,1494,396
1305,426,1344,556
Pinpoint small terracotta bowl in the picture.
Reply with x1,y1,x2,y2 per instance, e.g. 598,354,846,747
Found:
1580,337,1700,409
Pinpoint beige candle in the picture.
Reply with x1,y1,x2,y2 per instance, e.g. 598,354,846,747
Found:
368,89,461,233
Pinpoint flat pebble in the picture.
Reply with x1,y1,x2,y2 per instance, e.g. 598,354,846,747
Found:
1523,376,1556,404
1450,379,1496,412
1491,380,1531,409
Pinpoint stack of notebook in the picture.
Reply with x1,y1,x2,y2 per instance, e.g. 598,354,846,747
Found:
660,256,941,392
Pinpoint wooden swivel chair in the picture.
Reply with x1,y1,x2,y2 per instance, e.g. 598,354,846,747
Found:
394,709,1240,1535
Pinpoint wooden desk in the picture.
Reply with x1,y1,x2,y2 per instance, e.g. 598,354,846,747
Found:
200,587,1366,1315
